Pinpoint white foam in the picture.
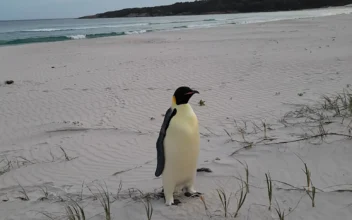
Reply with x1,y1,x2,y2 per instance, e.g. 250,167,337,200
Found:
69,35,87,40
23,23,149,33
125,29,148,35
187,23,219,29
24,28,61,32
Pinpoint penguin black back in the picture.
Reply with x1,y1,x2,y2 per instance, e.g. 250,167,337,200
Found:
155,107,177,177
155,86,199,177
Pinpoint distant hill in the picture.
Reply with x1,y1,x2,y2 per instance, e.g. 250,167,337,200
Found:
79,0,352,19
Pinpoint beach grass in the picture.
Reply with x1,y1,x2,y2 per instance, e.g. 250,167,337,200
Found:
216,188,232,218
88,183,111,220
65,199,86,220
265,172,273,211
234,181,248,218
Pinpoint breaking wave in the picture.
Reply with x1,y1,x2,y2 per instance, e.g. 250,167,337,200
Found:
0,30,153,46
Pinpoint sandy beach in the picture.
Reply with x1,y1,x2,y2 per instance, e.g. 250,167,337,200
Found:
1,13,352,220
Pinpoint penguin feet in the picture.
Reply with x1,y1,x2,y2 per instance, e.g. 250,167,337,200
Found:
158,189,165,198
172,199,181,205
184,192,202,197
165,198,181,206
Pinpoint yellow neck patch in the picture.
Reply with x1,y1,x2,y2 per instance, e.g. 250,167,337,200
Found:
172,96,176,106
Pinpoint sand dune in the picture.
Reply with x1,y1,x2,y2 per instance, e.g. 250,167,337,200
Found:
1,13,352,220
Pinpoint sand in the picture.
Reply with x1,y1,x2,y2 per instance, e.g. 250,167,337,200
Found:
1,13,352,220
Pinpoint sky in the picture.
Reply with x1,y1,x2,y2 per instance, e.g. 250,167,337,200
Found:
0,0,189,20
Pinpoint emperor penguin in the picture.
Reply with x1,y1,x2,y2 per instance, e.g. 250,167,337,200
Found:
155,86,201,206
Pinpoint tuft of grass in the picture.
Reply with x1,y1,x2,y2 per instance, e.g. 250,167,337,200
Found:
198,100,206,106
317,121,328,139
226,120,255,148
49,150,56,162
262,121,268,139
113,180,123,200
17,183,30,201
60,147,71,161
216,188,232,218
118,180,123,194
38,211,58,220
302,162,311,189
0,157,12,176
38,186,49,200
275,205,285,220
234,159,249,193
79,181,85,201
199,195,212,217
238,128,247,143
65,199,86,220
295,153,316,207
141,197,153,220
233,181,248,218
2,150,78,176
306,186,316,207
265,172,273,211
224,129,234,142
88,183,111,220
57,195,65,203
199,195,207,210
244,165,249,194
321,89,352,117
294,153,312,190
131,189,154,220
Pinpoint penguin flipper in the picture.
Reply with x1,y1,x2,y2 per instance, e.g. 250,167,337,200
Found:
155,107,177,177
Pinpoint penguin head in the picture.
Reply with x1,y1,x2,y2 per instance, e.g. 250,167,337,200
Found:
172,86,199,106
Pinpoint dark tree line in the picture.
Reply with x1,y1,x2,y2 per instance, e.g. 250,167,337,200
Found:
79,0,352,18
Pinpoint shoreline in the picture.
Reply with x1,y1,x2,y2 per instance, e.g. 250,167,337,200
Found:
1,6,352,47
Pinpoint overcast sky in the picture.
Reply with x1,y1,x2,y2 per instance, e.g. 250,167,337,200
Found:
0,0,188,20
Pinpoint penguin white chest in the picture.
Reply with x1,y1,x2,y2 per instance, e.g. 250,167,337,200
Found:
163,104,200,187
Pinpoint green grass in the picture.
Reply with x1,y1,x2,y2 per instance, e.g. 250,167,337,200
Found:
88,183,111,220
321,89,352,117
65,199,86,220
306,186,316,208
234,159,250,193
234,181,248,218
275,205,285,220
0,157,11,176
216,188,232,218
17,183,29,201
198,99,206,106
38,186,49,200
141,197,153,220
265,172,273,211
295,153,316,207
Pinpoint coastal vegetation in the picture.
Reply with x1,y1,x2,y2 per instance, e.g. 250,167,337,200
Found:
79,0,352,18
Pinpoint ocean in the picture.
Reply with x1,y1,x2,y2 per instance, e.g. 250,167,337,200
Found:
1,6,351,46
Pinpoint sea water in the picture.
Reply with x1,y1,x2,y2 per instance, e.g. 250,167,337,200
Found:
0,6,351,46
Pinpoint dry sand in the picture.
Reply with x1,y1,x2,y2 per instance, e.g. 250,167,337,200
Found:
1,13,352,220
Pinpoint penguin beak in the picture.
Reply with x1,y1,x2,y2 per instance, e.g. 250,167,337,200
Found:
186,90,199,95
